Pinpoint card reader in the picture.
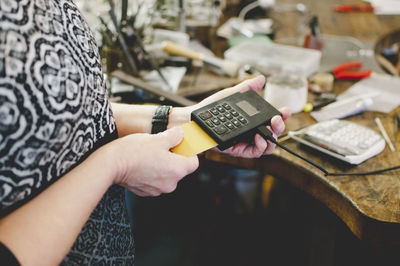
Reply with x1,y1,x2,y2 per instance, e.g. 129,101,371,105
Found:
191,90,281,150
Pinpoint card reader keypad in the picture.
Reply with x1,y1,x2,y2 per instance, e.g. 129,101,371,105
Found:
199,102,248,135
191,90,281,151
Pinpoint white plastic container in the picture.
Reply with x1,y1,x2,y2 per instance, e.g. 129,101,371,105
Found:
264,73,308,113
224,41,321,77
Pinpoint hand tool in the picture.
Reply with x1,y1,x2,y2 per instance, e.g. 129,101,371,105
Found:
332,61,372,80
161,40,241,78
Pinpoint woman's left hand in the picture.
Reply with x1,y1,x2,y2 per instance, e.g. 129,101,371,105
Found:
218,107,290,158
177,75,291,158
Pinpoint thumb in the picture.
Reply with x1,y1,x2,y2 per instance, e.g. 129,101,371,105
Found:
157,126,184,149
202,75,266,105
236,75,266,93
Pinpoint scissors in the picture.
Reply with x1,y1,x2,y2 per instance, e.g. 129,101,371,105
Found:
332,61,372,80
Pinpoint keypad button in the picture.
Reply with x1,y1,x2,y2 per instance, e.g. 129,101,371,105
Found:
205,120,214,128
225,122,235,130
211,118,221,125
216,105,225,113
199,111,212,120
238,116,247,124
210,108,219,115
214,125,228,135
218,116,227,122
232,119,241,127
224,113,233,120
230,110,239,117
222,103,232,110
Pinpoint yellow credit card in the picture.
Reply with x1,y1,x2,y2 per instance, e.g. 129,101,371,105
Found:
171,121,218,157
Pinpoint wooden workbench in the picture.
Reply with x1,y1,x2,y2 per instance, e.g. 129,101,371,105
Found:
203,0,400,247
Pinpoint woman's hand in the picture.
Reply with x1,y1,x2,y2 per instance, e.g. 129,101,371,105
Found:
170,75,291,158
218,107,291,158
107,127,199,197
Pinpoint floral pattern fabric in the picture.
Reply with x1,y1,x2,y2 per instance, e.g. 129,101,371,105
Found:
0,0,134,264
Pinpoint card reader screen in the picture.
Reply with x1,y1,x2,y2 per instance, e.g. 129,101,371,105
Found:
236,100,259,116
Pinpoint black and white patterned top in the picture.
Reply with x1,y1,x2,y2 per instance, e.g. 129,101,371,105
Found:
0,0,134,264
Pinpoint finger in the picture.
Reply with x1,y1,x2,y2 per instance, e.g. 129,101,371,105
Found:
246,134,271,158
231,135,267,158
254,134,268,156
262,140,276,155
222,144,246,157
262,127,278,155
196,75,266,109
177,155,199,176
224,142,261,158
167,153,200,180
233,75,266,93
278,107,292,120
188,155,200,172
158,126,184,149
270,115,285,137
212,75,266,100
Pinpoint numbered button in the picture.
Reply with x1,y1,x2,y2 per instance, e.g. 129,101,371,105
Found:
216,105,226,113
232,119,241,127
211,118,221,125
218,116,227,122
230,110,239,117
214,125,228,135
210,108,219,115
205,120,214,128
238,116,247,124
225,122,235,130
224,113,233,120
222,103,232,110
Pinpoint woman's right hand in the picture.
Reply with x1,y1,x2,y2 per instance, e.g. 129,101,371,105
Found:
105,127,199,197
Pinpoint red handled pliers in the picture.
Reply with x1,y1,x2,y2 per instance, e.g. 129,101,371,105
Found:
332,61,372,80
333,4,374,12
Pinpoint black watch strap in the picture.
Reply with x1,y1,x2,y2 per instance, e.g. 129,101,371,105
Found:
151,105,172,134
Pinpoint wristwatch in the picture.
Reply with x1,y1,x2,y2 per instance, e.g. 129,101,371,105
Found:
151,105,172,134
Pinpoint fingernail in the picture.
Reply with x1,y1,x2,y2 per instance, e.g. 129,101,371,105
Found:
273,116,284,131
272,115,283,124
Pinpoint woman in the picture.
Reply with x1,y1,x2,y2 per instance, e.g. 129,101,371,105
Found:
0,1,290,265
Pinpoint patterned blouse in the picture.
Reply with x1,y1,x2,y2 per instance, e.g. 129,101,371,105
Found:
0,0,135,264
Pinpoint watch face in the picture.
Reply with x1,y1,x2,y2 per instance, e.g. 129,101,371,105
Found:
236,100,259,116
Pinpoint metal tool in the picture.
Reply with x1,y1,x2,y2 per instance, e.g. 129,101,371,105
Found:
375,117,395,152
126,27,174,92
161,40,241,77
178,0,186,32
108,0,139,76
332,61,372,80
333,4,374,12
108,0,173,91
121,0,128,25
